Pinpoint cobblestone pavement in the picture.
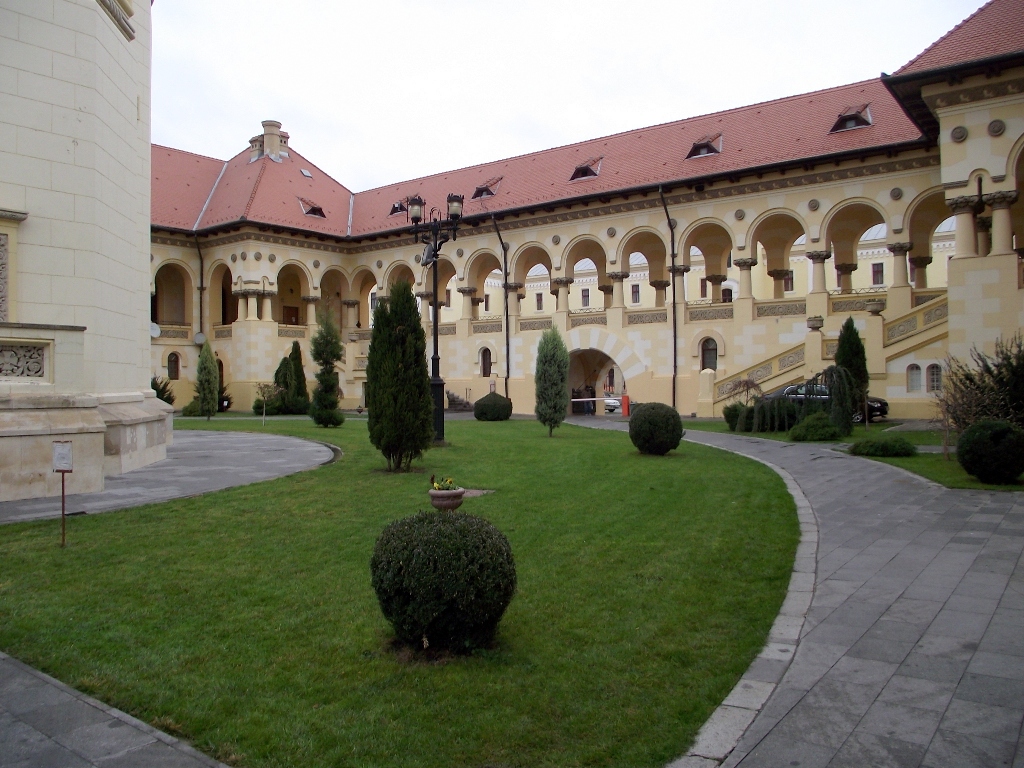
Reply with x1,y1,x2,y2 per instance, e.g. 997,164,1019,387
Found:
570,418,1024,768
0,430,334,767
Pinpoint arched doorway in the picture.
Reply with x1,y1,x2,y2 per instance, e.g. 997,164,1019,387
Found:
568,349,622,415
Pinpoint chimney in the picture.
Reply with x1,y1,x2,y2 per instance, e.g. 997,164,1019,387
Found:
262,120,283,160
248,134,264,162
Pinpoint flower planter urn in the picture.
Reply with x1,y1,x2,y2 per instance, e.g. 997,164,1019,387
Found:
806,315,825,331
865,299,885,316
428,488,465,511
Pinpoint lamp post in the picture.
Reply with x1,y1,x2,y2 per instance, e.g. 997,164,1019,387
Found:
409,193,464,444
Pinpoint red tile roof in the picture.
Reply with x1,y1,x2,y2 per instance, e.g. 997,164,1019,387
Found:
152,79,923,239
894,0,1024,76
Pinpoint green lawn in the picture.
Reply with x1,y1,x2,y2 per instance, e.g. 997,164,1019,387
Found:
867,453,1024,492
683,418,945,445
0,419,798,768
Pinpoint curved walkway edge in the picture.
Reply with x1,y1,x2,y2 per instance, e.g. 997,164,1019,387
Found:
568,418,1024,768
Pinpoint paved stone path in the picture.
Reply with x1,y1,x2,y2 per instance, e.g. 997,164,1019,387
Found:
0,430,334,767
570,418,1024,768
0,431,336,525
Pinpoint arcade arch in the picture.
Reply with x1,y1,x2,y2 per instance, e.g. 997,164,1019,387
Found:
824,201,886,293
748,211,806,299
152,263,192,326
275,263,312,325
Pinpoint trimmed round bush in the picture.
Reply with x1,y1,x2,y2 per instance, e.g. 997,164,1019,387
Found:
474,391,513,421
629,402,684,455
722,402,742,431
849,436,918,457
789,411,842,442
957,419,1024,484
370,510,517,652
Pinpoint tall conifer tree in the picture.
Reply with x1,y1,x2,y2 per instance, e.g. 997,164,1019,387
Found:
367,282,433,470
309,308,345,427
835,316,869,422
195,341,219,421
535,328,569,436
289,340,310,410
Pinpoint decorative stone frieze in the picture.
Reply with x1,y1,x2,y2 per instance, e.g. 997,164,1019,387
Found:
279,327,306,338
779,348,804,370
0,234,7,322
688,306,733,321
627,310,668,325
0,344,44,377
831,298,886,313
924,302,948,325
214,328,232,339
570,314,607,328
756,301,806,317
354,330,372,341
160,328,189,339
439,324,457,336
914,292,943,307
886,317,918,341
947,195,979,215
824,341,838,359
472,322,503,334
519,318,552,331
355,357,368,370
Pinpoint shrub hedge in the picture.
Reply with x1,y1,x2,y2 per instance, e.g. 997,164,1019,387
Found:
370,510,517,652
956,419,1024,484
849,436,918,457
474,392,513,421
629,402,684,455
789,411,842,442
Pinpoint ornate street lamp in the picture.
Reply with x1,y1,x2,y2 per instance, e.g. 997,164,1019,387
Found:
409,193,464,444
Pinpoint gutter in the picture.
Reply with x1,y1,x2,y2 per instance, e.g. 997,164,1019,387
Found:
491,215,512,400
658,186,679,412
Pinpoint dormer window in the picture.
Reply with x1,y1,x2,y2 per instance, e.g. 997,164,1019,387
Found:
299,198,326,218
472,176,503,199
389,200,407,216
686,133,722,159
570,157,602,181
830,104,872,133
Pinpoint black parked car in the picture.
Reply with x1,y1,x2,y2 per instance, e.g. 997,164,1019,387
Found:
762,383,889,423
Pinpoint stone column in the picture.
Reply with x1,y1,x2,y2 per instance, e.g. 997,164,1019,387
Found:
975,216,992,258
706,273,726,303
342,299,360,330
807,251,831,294
245,290,259,320
650,279,670,308
909,256,933,289
552,277,574,312
414,291,432,324
457,286,477,319
260,291,275,321
767,269,792,299
598,284,613,309
668,265,689,306
887,242,912,287
948,195,979,259
983,191,1018,257
234,291,247,321
835,262,858,294
733,259,756,299
608,272,629,309
302,295,319,325
503,282,523,318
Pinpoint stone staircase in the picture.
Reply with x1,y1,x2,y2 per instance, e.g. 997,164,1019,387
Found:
445,390,474,412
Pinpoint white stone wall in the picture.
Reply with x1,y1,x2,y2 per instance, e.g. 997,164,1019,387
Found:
1,0,153,397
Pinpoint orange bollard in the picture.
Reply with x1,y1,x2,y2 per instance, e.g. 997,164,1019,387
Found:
621,393,630,417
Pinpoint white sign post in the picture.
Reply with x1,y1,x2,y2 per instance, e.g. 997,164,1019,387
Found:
52,441,73,547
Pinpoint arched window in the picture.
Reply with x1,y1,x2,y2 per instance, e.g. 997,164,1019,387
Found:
700,338,718,371
217,359,224,386
926,364,942,392
481,347,492,378
167,352,180,381
722,288,733,303
906,364,921,392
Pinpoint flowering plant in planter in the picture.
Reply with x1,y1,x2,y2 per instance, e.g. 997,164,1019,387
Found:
430,475,461,491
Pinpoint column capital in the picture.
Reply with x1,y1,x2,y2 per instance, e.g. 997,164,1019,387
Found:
668,264,691,275
502,282,524,292
456,286,477,296
733,258,757,270
975,215,992,233
598,285,613,295
767,268,793,279
806,250,832,264
834,262,858,275
413,292,433,300
341,299,360,307
947,195,980,215
705,273,727,285
982,191,1018,210
471,297,484,306
886,242,913,256
552,277,574,287
649,279,670,289
607,271,629,281
908,255,933,268
301,295,320,304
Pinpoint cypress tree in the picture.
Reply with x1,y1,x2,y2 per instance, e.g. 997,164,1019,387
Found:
535,328,569,436
195,341,219,421
366,282,433,470
835,316,869,422
309,308,345,427
289,340,310,411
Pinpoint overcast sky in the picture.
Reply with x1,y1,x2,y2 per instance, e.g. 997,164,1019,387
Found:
152,0,982,193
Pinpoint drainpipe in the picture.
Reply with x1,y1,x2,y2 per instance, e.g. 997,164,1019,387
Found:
194,236,205,340
491,215,511,400
659,186,678,411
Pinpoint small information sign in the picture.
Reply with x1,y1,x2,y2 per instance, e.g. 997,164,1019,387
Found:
52,441,73,472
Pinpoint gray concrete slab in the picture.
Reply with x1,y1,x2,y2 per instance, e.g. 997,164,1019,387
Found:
566,417,1024,767
0,431,336,525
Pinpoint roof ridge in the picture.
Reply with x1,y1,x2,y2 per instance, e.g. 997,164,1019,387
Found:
193,161,228,230
894,0,996,74
153,143,225,164
351,77,886,195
